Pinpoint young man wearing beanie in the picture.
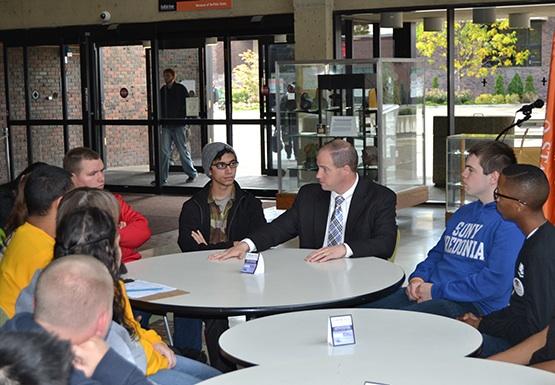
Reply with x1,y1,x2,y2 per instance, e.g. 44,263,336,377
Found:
176,142,266,372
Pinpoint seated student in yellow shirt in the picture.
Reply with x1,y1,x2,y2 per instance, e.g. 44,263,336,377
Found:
0,165,72,319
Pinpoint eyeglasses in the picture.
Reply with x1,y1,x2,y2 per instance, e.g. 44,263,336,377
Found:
212,161,239,170
493,188,527,205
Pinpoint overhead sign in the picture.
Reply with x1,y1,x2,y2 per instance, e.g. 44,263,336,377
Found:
159,0,232,12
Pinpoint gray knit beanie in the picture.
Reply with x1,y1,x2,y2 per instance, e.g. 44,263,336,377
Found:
202,142,236,177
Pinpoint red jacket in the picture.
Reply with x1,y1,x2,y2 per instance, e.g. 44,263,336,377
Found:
114,194,151,263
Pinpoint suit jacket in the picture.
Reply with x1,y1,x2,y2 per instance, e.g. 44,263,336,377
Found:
250,179,397,258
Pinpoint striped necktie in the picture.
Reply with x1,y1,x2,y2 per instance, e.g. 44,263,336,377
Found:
327,196,345,246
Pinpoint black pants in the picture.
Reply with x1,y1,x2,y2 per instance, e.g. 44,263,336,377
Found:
203,318,237,373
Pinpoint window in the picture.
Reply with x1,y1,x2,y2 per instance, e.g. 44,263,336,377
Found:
516,20,543,67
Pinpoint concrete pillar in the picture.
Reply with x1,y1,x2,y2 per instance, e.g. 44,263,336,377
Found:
293,0,334,61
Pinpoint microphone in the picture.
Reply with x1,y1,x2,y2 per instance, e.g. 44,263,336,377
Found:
517,99,544,114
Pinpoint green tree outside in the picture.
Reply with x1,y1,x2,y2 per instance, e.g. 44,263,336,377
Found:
507,73,524,96
416,20,530,90
524,75,537,94
232,49,259,109
494,75,505,95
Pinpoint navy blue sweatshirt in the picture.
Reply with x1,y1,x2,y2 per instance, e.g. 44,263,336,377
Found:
2,313,151,385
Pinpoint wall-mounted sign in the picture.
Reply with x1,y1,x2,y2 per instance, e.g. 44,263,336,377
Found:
120,87,129,99
31,90,40,100
159,0,232,12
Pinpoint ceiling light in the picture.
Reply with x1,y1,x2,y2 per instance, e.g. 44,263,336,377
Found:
509,13,530,29
205,37,218,46
423,17,443,32
380,12,403,29
274,34,287,43
472,8,496,24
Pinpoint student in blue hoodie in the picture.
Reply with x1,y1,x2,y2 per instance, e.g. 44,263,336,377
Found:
461,164,555,357
368,141,524,318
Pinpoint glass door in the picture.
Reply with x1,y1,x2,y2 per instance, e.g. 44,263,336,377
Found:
263,41,294,175
158,45,204,186
3,44,84,181
95,44,152,188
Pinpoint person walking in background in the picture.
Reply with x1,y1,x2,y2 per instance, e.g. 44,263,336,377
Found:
157,68,197,185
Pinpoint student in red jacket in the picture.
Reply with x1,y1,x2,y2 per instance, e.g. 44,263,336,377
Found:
63,147,151,263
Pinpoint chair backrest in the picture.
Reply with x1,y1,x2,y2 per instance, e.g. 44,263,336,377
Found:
388,229,401,263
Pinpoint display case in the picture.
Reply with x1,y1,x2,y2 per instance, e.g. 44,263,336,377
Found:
274,58,426,193
446,133,543,214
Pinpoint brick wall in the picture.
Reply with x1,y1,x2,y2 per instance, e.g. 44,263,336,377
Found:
4,46,84,177
66,45,82,120
6,49,29,177
28,47,62,120
101,45,149,167
1,44,209,176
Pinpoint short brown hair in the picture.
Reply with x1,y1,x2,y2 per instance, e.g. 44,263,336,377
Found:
467,141,516,175
57,187,119,227
320,139,358,172
63,147,100,175
163,68,175,77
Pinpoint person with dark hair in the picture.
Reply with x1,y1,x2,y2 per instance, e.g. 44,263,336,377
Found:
54,207,220,385
0,330,73,385
0,165,72,320
461,164,555,357
63,147,151,263
156,68,197,185
366,141,524,319
0,161,47,233
1,255,152,385
212,139,397,262
176,142,266,372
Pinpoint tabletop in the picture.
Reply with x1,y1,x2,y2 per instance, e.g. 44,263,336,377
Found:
219,308,483,366
198,356,555,385
125,248,404,317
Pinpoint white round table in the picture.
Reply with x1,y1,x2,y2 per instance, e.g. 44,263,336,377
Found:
125,248,404,317
198,356,555,385
219,308,483,365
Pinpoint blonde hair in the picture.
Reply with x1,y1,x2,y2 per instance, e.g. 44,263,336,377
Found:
57,187,119,227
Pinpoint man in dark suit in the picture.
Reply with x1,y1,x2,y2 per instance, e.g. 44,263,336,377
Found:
210,139,397,262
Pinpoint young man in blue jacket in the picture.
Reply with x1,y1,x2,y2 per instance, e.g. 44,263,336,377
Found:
368,141,524,318
461,164,555,357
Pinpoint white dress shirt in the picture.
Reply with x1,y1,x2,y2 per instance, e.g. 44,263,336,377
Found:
243,175,358,258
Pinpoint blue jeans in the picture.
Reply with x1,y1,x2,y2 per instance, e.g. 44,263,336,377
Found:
148,355,221,385
479,334,512,357
133,311,202,352
160,125,197,182
174,317,202,352
363,287,479,319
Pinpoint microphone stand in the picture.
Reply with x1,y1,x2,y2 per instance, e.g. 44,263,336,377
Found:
495,111,532,141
